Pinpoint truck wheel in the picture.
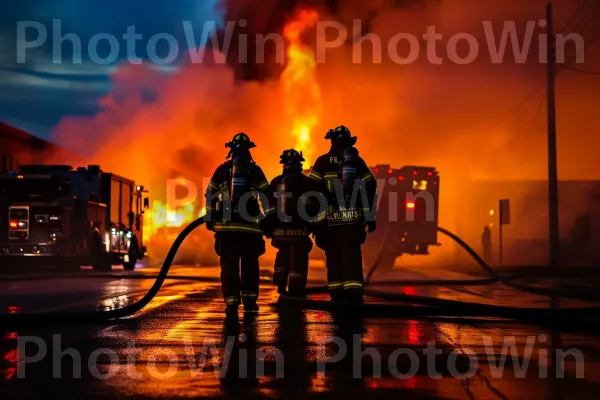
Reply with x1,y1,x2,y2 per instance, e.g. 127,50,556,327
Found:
123,261,136,271
123,235,139,271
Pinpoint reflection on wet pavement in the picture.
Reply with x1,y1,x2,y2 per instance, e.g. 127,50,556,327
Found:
1,265,599,399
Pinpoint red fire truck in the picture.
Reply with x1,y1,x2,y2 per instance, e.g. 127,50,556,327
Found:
0,165,149,271
362,164,441,271
304,164,441,271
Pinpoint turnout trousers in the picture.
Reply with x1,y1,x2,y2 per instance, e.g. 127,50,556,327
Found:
325,224,366,301
214,232,266,307
272,237,313,295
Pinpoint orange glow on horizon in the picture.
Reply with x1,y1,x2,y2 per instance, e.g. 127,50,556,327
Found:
48,2,600,267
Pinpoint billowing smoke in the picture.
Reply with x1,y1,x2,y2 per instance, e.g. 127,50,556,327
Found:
51,0,600,266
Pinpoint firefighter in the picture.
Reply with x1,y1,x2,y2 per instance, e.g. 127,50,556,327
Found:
205,133,271,316
308,125,377,303
481,225,492,264
263,149,326,296
569,212,590,260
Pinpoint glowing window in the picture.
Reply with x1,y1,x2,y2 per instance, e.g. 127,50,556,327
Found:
412,180,428,190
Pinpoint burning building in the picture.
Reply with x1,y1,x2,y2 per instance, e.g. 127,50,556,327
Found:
48,0,600,267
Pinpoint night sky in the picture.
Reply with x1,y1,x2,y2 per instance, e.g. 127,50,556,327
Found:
0,0,223,138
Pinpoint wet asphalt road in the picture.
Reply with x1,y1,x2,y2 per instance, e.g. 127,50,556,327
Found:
1,263,600,399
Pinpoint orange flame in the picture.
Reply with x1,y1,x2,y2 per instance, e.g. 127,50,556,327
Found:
143,200,205,244
143,10,322,245
281,9,321,167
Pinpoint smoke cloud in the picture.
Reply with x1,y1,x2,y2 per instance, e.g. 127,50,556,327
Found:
51,0,600,265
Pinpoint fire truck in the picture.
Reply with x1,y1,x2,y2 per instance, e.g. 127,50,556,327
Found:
362,165,441,271
305,164,441,271
0,165,149,271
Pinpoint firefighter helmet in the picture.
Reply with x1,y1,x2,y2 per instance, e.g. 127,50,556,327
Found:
280,149,305,167
225,132,256,149
324,125,357,145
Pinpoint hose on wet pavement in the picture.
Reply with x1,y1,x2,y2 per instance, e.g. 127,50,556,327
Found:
0,216,207,324
361,225,600,301
1,218,600,326
279,226,600,325
435,226,600,301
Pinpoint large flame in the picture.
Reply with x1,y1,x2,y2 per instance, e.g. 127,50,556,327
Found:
281,10,321,167
142,200,200,244
52,2,600,267
141,10,322,245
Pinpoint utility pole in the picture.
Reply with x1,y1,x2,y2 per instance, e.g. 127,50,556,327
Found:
546,2,560,273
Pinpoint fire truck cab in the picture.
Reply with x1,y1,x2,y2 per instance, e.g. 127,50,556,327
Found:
0,165,149,271
362,164,441,271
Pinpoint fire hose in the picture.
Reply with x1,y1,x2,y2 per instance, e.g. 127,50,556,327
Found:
1,216,600,326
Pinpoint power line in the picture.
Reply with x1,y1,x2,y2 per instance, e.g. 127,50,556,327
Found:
560,31,600,67
479,2,596,133
563,0,600,34
561,0,600,65
531,92,547,125
558,63,600,74
560,0,597,33
483,80,546,131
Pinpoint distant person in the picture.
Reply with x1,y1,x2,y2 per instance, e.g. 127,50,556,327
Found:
570,213,590,259
481,225,492,263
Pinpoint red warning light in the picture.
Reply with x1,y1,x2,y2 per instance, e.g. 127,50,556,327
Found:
427,172,432,176
9,221,18,229
406,202,415,209
388,169,393,174
412,171,417,175
398,176,404,180
374,168,379,173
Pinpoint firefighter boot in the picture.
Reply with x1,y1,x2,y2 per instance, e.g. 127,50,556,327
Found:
345,294,364,305
243,300,259,312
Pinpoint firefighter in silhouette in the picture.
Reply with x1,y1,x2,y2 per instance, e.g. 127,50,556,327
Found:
263,149,326,295
481,225,492,264
205,133,270,316
308,126,377,303
570,212,590,260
